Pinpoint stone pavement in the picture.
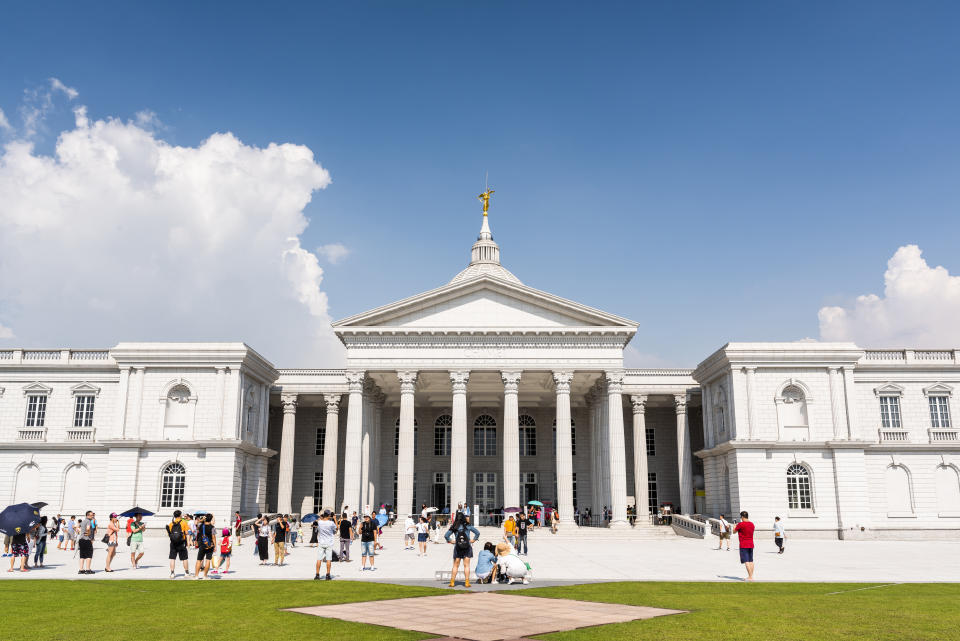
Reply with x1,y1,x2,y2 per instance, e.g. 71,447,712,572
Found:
286,592,685,641
4,526,959,582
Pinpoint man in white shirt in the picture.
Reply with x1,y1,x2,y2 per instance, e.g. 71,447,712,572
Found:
773,516,786,554
403,515,416,550
314,511,338,581
717,514,731,551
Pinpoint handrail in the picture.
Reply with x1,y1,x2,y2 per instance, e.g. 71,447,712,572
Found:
671,513,707,538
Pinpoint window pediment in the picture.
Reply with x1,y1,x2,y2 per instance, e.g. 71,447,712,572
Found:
923,382,953,397
22,382,53,396
71,382,101,397
874,382,905,397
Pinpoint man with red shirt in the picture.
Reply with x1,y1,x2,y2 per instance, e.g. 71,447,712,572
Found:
733,510,756,581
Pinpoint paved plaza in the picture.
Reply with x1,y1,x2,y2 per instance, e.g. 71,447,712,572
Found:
4,527,959,583
287,592,685,641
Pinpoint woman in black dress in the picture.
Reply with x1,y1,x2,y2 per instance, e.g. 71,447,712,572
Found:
310,520,319,546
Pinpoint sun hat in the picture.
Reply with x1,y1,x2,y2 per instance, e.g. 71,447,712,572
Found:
109,512,118,518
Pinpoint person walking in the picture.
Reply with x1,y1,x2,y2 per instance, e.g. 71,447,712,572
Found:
444,513,480,587
403,514,416,550
32,517,48,568
734,510,756,581
416,516,429,557
104,513,120,572
77,510,96,575
166,510,190,579
338,512,354,562
313,510,337,581
64,515,77,551
717,514,732,551
503,514,517,548
309,519,319,547
128,512,146,569
234,511,243,546
272,514,288,566
255,514,270,565
7,525,31,573
214,527,232,575
289,517,299,548
773,516,786,554
515,511,529,555
194,513,216,579
358,514,378,571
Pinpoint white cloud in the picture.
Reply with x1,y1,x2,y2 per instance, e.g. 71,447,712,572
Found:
819,245,960,347
0,108,11,133
49,77,78,100
0,100,346,367
316,242,350,265
0,324,14,339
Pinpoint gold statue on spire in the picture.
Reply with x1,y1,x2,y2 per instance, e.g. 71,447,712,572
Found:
477,187,495,215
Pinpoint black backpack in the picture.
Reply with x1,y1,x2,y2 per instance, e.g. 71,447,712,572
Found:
168,521,184,546
454,526,470,552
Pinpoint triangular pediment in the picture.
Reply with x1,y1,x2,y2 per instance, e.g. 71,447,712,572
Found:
22,382,53,395
874,382,905,396
71,382,102,397
923,382,953,396
333,275,637,330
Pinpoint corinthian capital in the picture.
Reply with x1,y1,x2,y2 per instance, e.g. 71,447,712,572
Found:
397,370,418,394
552,370,573,393
449,370,470,394
674,393,688,414
605,370,625,394
281,394,298,413
631,394,647,415
324,394,341,413
345,371,365,393
501,370,522,394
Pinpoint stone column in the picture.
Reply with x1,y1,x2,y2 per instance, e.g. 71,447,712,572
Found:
369,392,384,508
599,382,611,509
396,371,418,520
588,390,599,514
553,371,576,524
675,393,694,515
215,366,226,439
605,372,629,527
828,367,846,439
342,371,365,514
501,371,522,509
449,371,470,511
701,383,714,449
276,394,298,514
321,395,341,511
842,366,859,440
744,367,758,440
631,395,649,521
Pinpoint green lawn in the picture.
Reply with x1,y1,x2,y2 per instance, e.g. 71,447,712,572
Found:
528,582,960,641
4,580,958,641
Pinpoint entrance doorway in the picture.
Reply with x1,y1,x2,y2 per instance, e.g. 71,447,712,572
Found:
432,472,450,512
521,472,538,505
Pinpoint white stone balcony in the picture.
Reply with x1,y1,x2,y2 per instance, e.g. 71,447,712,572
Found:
17,427,47,441
928,428,959,443
66,427,96,442
878,428,910,443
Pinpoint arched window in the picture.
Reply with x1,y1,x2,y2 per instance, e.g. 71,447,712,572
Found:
935,465,960,516
13,463,40,504
786,463,812,510
434,414,452,456
243,385,259,434
473,414,497,457
163,383,195,440
160,462,186,509
394,417,419,456
552,418,577,456
61,464,89,513
777,382,810,441
885,464,913,516
519,414,537,456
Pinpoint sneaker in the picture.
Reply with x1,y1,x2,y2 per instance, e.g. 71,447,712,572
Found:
325,574,332,581
170,572,175,579
314,574,320,580
370,567,376,571
522,578,529,584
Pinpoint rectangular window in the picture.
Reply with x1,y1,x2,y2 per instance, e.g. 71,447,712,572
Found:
929,396,952,428
315,425,326,456
520,426,537,456
647,472,658,514
473,472,496,511
473,427,496,456
313,472,323,513
880,396,902,428
73,395,95,427
572,472,578,509
25,395,47,427
434,427,451,456
645,426,655,456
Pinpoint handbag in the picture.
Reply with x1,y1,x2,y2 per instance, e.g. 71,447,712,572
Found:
126,535,132,546
101,534,110,544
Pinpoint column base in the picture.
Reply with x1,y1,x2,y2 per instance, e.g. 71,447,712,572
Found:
608,519,631,530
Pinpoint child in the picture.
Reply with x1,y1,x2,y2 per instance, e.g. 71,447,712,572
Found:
213,527,232,575
416,516,429,557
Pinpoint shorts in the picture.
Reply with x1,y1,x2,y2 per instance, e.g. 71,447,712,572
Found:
197,547,214,561
169,543,188,561
66,531,76,541
719,532,730,540
361,541,375,557
317,544,334,561
220,552,231,559
11,543,28,557
739,547,754,563
107,542,118,548
453,546,473,560
130,541,144,555
417,533,427,542
78,539,94,559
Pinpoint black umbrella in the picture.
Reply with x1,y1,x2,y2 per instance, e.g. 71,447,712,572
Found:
0,503,41,536
30,502,48,509
119,507,155,517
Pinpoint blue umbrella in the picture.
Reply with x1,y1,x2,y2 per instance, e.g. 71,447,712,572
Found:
301,513,319,523
375,513,388,527
187,509,209,515
119,506,155,517
0,503,41,536
527,500,544,507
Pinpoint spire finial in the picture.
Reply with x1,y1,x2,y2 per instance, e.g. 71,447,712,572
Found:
477,187,494,216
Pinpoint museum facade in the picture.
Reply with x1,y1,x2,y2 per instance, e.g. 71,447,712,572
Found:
2,210,959,539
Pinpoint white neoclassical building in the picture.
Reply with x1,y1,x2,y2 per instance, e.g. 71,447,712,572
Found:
2,208,959,539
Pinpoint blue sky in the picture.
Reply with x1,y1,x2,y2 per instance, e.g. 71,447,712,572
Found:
2,2,959,366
